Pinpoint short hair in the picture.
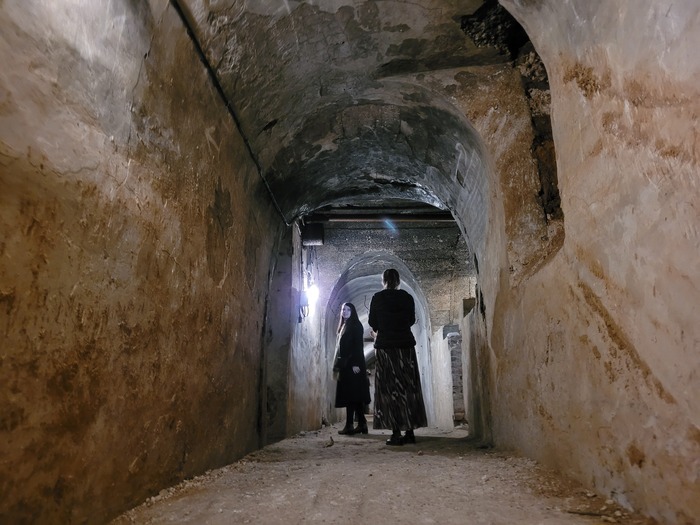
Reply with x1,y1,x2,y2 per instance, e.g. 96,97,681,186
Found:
382,268,400,289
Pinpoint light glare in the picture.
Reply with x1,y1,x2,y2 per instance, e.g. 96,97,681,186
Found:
307,284,319,305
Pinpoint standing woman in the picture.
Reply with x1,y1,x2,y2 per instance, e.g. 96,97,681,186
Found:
369,268,427,445
333,302,371,435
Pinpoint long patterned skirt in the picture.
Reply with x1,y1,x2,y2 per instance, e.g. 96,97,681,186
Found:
373,346,428,431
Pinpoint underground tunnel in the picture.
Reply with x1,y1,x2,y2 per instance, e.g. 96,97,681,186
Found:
1,1,698,523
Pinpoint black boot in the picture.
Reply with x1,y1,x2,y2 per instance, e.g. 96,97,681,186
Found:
403,429,416,444
353,404,369,434
354,420,368,434
386,430,403,446
339,407,355,435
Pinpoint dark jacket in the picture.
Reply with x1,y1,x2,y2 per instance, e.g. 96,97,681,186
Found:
368,288,416,349
334,319,371,407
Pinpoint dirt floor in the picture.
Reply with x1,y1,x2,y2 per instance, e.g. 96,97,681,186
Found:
111,424,657,525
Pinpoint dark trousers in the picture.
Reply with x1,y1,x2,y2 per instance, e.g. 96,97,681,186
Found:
344,402,367,428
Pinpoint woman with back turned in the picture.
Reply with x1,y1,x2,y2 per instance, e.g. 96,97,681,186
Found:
368,268,427,445
333,302,371,435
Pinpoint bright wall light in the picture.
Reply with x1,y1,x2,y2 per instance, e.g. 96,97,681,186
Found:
307,284,320,312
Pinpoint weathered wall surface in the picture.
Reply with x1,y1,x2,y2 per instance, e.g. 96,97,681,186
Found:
497,1,700,522
430,328,458,429
413,63,556,444
285,227,326,435
177,0,498,272
0,1,285,522
263,227,295,444
415,64,563,284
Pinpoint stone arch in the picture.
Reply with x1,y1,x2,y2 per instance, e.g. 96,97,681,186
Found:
321,251,435,424
268,79,493,258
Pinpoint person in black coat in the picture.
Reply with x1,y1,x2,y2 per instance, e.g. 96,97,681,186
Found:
369,268,427,445
333,302,371,435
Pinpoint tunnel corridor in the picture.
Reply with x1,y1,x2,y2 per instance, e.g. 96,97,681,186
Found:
1,1,699,524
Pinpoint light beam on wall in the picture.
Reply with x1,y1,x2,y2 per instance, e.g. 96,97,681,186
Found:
383,218,398,238
307,284,319,314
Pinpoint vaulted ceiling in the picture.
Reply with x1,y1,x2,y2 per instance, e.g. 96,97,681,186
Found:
177,0,523,223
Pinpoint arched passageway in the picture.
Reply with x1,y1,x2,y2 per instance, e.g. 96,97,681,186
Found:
321,250,453,430
1,1,698,524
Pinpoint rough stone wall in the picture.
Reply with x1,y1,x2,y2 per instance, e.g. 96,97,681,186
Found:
413,64,560,283
428,328,455,429
497,1,700,522
0,1,284,522
412,62,557,444
175,0,501,283
263,226,294,444
448,332,466,424
285,227,325,435
461,290,495,445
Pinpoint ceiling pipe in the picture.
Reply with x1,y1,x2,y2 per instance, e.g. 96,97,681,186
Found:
304,212,455,223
